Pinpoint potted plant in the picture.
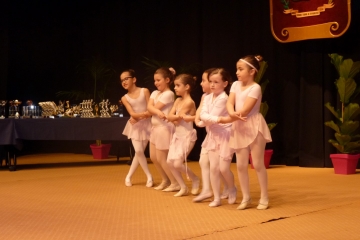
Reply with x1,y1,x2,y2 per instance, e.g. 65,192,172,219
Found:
249,60,277,169
90,140,112,160
324,53,360,174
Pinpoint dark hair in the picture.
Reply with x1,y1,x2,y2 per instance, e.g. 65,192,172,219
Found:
203,68,217,81
154,67,175,83
208,68,233,93
175,74,196,92
121,69,136,78
239,55,263,73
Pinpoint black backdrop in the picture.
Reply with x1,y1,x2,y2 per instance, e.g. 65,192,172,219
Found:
1,1,360,167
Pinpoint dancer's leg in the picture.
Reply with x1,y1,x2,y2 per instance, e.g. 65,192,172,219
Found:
125,140,140,186
249,133,268,206
235,147,251,202
208,149,221,207
193,150,213,202
150,143,170,189
199,151,211,193
219,158,236,204
132,139,153,186
156,148,177,186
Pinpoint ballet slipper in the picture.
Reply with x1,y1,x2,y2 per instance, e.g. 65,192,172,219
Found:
257,199,269,210
220,188,229,199
236,198,252,210
174,187,189,197
209,199,221,207
154,181,169,190
192,192,213,202
228,187,237,204
146,179,153,188
125,178,132,187
162,184,181,192
191,177,200,195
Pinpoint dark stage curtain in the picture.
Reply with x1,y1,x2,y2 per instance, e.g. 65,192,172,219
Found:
2,1,360,167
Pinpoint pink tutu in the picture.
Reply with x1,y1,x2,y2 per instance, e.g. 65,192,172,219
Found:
149,124,174,150
167,129,197,161
201,126,232,161
229,112,272,150
122,118,151,141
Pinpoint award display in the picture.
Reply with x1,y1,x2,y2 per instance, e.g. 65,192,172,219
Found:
0,100,6,119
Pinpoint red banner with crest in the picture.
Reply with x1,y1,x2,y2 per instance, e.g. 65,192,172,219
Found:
270,0,351,43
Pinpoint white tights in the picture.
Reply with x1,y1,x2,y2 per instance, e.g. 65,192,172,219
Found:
149,143,177,185
200,151,230,195
208,149,234,201
126,139,152,181
235,133,268,202
167,141,197,189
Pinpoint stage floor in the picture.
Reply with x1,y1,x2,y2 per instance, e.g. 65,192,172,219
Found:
1,154,359,240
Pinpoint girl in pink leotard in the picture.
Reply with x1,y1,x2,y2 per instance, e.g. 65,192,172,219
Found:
120,69,153,187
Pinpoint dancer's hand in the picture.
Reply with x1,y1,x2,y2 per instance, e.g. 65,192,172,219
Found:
157,111,166,121
181,115,193,122
196,120,205,127
129,117,138,125
234,111,247,121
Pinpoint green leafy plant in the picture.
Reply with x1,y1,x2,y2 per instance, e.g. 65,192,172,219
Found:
324,53,360,153
254,61,277,131
56,56,116,102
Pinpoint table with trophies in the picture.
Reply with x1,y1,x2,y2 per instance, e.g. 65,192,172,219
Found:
0,99,130,171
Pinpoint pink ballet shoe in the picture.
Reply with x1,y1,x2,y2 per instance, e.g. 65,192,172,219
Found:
237,198,252,210
191,177,200,195
192,192,213,202
146,179,153,188
257,199,269,210
220,188,229,199
228,187,237,204
209,199,221,207
162,184,181,192
125,179,132,187
154,181,169,190
174,187,189,197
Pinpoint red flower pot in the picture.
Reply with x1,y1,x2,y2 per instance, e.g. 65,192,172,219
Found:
330,153,359,175
249,149,273,169
90,144,112,159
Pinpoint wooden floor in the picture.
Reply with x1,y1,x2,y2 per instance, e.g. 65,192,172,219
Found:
1,153,360,240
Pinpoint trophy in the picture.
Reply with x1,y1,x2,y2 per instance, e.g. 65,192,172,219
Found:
9,100,22,118
95,104,99,117
99,99,111,118
0,100,6,119
22,100,40,118
39,101,57,117
110,105,118,117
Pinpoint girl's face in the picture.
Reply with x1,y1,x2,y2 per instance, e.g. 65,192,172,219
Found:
154,73,170,92
120,72,135,90
209,73,228,95
174,79,188,97
236,61,254,82
200,72,211,94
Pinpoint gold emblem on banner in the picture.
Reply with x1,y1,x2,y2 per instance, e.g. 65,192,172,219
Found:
270,0,351,43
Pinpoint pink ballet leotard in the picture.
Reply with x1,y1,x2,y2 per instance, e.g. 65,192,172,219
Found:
122,88,151,141
228,81,272,150
149,90,175,150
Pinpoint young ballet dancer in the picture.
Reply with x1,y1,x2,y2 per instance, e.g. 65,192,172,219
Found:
120,69,153,187
193,69,230,202
147,67,179,191
218,55,272,210
166,74,200,197
197,68,236,207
